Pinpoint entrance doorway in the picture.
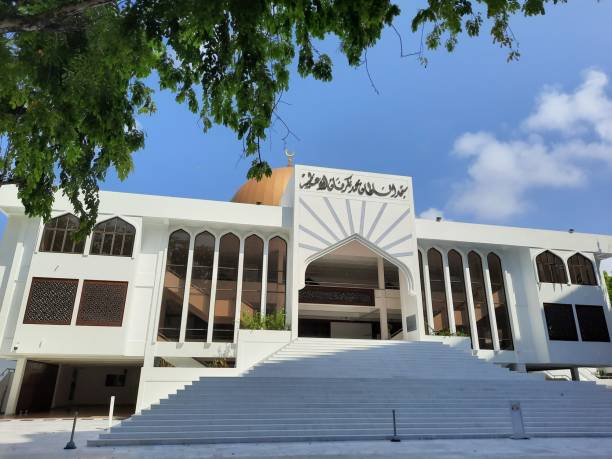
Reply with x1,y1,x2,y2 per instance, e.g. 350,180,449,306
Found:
298,240,403,340
16,361,58,415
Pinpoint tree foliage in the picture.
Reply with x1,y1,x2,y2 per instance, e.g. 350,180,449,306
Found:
605,271,612,305
0,0,574,235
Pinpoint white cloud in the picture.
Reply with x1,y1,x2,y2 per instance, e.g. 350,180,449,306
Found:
448,69,612,221
419,207,445,220
602,257,612,274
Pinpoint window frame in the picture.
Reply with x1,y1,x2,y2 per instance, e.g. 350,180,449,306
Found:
89,217,136,258
535,250,568,284
38,213,85,255
567,253,598,286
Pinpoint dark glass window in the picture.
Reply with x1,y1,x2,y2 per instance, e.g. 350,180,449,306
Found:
487,253,514,350
568,253,597,286
418,251,429,334
575,305,610,342
448,250,471,338
213,233,240,342
383,259,400,290
90,217,136,257
39,214,85,254
536,251,568,284
427,248,449,333
544,303,578,341
468,251,494,349
266,237,287,318
241,235,264,319
157,230,190,341
186,231,215,341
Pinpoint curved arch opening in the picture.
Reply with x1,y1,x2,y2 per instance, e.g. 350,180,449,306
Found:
298,239,408,340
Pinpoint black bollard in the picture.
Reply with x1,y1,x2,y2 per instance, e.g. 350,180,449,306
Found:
390,409,401,442
64,411,78,450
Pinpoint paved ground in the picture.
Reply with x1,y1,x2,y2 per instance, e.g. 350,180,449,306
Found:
2,418,612,458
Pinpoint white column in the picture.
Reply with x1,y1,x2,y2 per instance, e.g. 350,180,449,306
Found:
502,266,521,347
483,255,500,351
233,238,245,342
377,257,385,290
206,236,221,343
422,253,434,333
5,358,26,415
377,257,389,339
179,234,196,342
462,252,479,350
260,238,269,317
379,302,390,339
144,243,166,367
442,251,456,334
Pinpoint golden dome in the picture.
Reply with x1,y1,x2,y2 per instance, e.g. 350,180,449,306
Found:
231,166,293,206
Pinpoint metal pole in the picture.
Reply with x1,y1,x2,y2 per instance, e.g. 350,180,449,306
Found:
63,411,78,450
390,409,401,442
108,395,115,430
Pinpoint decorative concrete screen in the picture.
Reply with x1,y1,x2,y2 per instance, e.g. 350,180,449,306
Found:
76,280,128,326
23,277,79,325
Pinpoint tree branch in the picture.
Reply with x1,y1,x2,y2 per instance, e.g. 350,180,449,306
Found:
0,0,114,33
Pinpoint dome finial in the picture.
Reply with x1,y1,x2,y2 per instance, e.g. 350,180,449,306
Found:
284,148,295,167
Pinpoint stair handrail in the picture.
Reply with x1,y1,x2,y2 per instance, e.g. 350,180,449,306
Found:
0,368,14,379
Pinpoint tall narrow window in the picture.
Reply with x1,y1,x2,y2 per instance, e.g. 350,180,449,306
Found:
427,248,449,333
418,251,429,334
213,233,240,342
468,251,493,349
536,251,568,284
568,253,597,286
241,235,264,319
186,231,215,341
90,217,136,257
487,253,514,350
157,230,189,342
448,250,470,338
39,214,85,254
266,237,287,318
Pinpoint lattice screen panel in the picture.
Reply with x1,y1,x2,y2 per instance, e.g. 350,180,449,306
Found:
76,280,128,326
23,278,79,325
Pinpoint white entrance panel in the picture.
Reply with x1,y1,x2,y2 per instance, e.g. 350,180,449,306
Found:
330,321,372,339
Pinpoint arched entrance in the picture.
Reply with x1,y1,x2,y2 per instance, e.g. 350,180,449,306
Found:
297,240,408,340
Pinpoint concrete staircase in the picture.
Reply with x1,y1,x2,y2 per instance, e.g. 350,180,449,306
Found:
89,338,612,446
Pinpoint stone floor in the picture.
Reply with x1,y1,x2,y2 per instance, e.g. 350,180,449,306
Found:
1,418,612,459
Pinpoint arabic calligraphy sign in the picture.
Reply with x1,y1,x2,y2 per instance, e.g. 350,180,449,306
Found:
299,171,408,200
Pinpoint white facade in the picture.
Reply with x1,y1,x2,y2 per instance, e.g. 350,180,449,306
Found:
0,165,611,416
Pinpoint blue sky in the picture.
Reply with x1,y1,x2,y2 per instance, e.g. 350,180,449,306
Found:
15,2,612,238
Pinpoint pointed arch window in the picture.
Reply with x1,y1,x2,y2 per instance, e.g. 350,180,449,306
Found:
427,248,449,333
266,237,287,318
90,217,135,257
468,251,494,349
241,235,264,319
448,250,470,338
157,230,190,342
418,251,429,334
213,233,240,342
536,251,568,284
487,253,514,350
568,253,597,286
186,231,215,341
39,214,85,254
